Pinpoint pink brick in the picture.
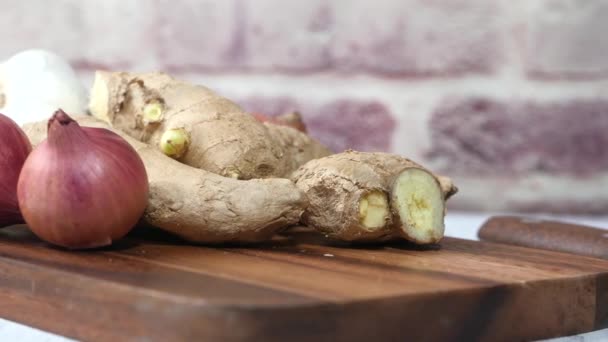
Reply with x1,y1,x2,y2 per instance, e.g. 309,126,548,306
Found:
155,0,239,71
240,0,333,71
237,96,300,117
0,0,504,76
237,96,396,153
524,1,608,78
153,0,502,75
427,98,608,176
330,0,503,76
309,100,396,152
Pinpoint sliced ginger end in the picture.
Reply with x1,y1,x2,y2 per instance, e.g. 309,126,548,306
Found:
392,168,445,244
143,102,164,124
359,190,390,232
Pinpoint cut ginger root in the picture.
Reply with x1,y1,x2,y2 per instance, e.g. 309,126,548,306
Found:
292,151,455,244
391,168,445,243
291,154,394,241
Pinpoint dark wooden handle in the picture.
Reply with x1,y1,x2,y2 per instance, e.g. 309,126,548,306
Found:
478,216,608,259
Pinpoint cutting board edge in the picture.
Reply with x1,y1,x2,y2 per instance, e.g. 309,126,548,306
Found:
0,253,605,342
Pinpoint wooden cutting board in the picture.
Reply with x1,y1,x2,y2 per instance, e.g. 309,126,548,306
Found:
0,225,607,342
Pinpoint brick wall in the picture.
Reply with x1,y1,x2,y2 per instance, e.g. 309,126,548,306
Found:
2,0,607,213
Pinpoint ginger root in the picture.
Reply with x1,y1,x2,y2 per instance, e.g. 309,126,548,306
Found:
89,71,329,179
291,155,394,241
23,116,307,244
264,123,332,176
84,70,456,245
292,151,457,244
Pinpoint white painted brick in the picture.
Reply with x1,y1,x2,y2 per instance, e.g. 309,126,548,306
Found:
524,0,608,77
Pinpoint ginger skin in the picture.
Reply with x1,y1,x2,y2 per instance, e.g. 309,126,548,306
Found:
89,71,329,179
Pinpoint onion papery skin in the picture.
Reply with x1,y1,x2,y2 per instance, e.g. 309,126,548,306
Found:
0,113,31,227
17,110,148,249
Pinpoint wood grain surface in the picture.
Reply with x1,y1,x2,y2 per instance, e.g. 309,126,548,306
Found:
0,224,607,342
479,216,608,259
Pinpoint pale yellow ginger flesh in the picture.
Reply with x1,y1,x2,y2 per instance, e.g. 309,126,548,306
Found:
358,191,390,231
143,102,164,123
391,168,445,244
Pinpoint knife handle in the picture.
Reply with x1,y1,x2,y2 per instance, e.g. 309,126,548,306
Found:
478,216,608,259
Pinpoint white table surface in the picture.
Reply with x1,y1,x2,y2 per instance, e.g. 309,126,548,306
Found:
1,211,608,341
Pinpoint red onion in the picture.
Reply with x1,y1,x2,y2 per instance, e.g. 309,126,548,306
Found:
0,114,31,226
17,110,149,249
